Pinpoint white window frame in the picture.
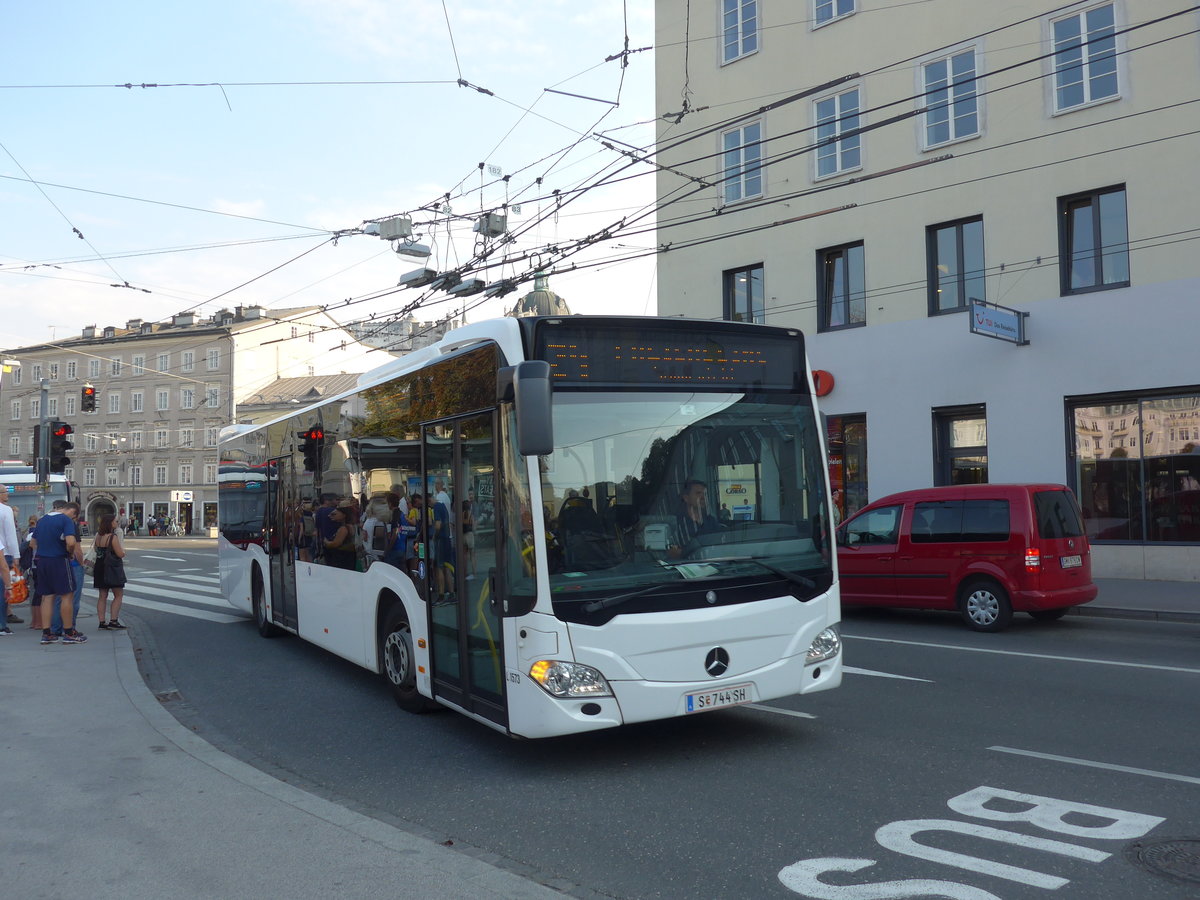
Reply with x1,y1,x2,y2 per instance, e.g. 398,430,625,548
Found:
30,398,40,419
181,388,195,409
205,426,219,447
157,390,169,411
205,385,220,409
130,431,143,450
131,391,144,413
89,359,101,378
66,360,77,380
156,429,169,449
131,465,143,486
813,86,863,180
814,0,855,29
206,348,220,371
10,435,20,456
180,428,194,448
181,351,195,373
106,465,120,487
157,353,170,373
720,0,759,66
10,400,19,420
720,120,764,206
85,432,99,452
32,364,42,381
47,398,58,417
203,463,217,484
132,355,145,376
179,463,193,485
154,465,168,486
84,467,97,487
108,393,121,414
918,43,983,151
110,357,122,376
1045,2,1123,115
49,362,59,381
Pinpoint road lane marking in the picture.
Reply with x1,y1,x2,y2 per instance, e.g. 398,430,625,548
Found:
989,746,1200,786
137,555,186,562
844,665,933,682
746,704,817,719
120,596,244,623
124,582,232,610
844,634,1200,675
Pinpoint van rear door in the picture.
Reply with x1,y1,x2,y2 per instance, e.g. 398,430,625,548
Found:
1032,489,1092,590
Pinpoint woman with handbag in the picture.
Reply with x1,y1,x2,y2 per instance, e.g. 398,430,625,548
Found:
92,514,128,630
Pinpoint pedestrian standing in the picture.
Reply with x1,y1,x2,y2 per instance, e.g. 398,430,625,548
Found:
92,514,127,630
50,504,87,638
147,514,157,537
0,484,21,626
31,501,87,644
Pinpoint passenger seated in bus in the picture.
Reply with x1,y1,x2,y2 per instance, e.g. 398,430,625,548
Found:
323,502,361,570
669,479,724,559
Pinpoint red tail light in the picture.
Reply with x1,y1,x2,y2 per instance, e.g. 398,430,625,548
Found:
1025,548,1041,573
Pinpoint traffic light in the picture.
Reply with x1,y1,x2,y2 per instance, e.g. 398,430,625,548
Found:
298,427,326,472
49,421,73,473
81,383,97,412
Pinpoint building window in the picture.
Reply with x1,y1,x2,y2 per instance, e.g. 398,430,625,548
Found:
204,463,217,484
934,405,988,485
49,363,59,381
180,428,194,448
154,465,168,486
85,432,98,452
1059,185,1129,294
156,429,169,448
826,414,867,524
108,393,121,414
1051,3,1118,113
721,121,763,205
10,435,19,456
157,353,169,373
131,431,143,450
66,361,77,380
179,464,193,485
47,398,58,417
66,396,76,416
927,216,985,314
84,467,96,487
181,351,195,373
30,398,40,420
1071,392,1200,543
723,264,765,323
131,465,142,486
132,355,145,376
32,364,42,381
206,385,220,408
131,391,143,413
206,348,220,370
922,47,979,148
110,357,122,376
10,400,19,420
181,388,195,409
157,390,169,411
13,366,21,385
721,0,758,64
814,88,861,178
814,0,854,27
205,426,219,447
817,242,866,331
106,466,119,487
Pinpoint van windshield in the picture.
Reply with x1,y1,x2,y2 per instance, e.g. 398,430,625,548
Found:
1034,490,1085,538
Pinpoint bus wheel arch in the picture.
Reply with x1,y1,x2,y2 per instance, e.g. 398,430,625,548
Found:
252,564,282,638
380,596,438,713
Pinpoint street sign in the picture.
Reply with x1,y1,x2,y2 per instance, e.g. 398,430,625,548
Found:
171,490,194,502
970,300,1029,345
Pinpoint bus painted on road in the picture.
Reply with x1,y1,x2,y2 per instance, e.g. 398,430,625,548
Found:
218,316,842,738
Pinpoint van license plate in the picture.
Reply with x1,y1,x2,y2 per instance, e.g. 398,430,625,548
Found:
685,683,752,714
1061,555,1082,568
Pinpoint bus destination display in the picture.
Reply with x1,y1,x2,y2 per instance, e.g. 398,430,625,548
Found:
535,323,802,390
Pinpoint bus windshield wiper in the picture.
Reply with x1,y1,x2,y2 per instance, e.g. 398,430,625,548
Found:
713,557,816,592
583,582,677,614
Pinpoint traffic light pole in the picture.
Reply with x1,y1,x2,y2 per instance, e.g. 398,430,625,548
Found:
36,378,49,516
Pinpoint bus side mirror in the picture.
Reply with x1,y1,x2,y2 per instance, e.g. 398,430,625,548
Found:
512,361,553,457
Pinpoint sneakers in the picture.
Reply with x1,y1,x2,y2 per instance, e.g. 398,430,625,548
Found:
40,630,60,645
98,621,109,630
0,626,13,636
6,612,23,623
62,629,88,644
107,620,127,630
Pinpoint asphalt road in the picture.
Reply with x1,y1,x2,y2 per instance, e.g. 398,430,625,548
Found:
126,545,1200,899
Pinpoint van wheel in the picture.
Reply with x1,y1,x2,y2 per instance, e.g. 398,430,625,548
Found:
252,568,282,638
959,579,1012,632
1029,607,1070,622
381,607,438,713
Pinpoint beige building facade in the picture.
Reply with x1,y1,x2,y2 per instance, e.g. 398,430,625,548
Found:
654,2,1200,579
2,305,372,533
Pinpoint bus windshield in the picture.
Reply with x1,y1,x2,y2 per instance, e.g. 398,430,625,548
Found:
523,390,833,623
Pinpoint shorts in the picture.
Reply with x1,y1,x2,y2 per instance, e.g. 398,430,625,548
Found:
463,532,476,550
34,557,75,598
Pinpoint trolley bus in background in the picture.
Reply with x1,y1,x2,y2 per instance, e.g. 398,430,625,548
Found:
218,316,842,738
0,466,78,529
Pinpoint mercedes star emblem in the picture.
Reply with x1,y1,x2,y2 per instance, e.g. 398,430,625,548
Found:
705,647,730,677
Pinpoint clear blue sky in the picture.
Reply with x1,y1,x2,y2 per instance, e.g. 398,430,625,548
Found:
1,1,657,352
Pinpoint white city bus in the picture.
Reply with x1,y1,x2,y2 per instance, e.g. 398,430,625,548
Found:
218,316,841,738
0,466,78,528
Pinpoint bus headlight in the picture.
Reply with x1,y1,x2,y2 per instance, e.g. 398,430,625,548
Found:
805,626,841,664
529,660,613,699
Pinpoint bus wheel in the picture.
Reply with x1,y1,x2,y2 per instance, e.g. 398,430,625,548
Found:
381,608,437,713
959,578,1012,632
252,568,282,638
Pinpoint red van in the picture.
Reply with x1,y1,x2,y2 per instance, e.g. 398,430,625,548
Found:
836,484,1097,631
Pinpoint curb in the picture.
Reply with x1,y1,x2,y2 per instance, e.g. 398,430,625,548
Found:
1069,606,1200,625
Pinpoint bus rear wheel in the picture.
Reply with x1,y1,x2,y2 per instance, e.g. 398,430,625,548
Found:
381,607,437,713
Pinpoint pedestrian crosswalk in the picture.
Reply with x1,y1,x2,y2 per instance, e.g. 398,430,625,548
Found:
116,568,248,624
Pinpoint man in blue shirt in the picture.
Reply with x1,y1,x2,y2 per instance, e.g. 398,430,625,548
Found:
31,501,87,645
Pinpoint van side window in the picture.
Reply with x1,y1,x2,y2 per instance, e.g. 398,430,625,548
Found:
1034,490,1085,538
911,501,962,543
845,505,901,545
961,499,1010,542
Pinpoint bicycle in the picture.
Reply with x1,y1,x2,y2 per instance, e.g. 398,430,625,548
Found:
165,522,185,536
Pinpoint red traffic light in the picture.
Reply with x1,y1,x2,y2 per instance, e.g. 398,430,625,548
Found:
52,423,74,437
306,428,325,441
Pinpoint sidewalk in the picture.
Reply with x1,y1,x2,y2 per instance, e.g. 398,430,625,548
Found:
1075,577,1200,624
0,622,567,900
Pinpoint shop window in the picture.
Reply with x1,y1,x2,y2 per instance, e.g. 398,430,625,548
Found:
1071,392,1200,543
826,414,867,523
934,405,987,485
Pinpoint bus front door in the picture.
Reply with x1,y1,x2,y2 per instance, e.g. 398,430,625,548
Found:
424,413,505,728
266,456,299,631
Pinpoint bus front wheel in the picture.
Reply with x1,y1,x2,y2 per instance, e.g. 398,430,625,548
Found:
252,568,282,638
381,607,437,713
